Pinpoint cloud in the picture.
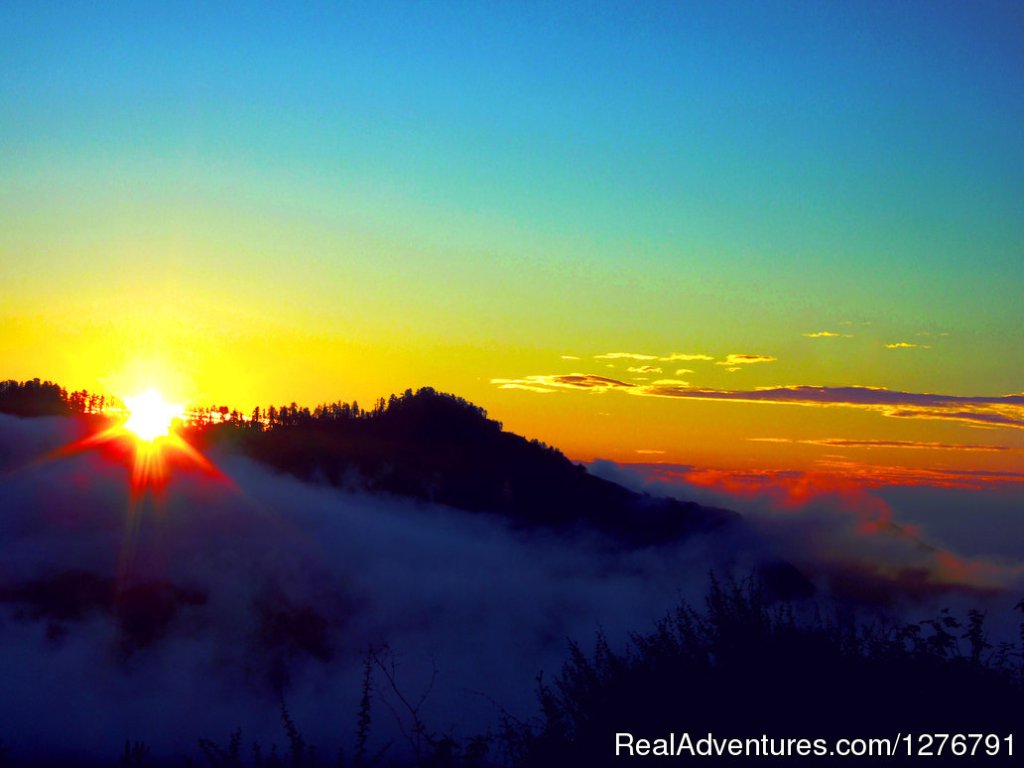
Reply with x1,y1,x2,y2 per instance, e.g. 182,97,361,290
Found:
594,352,714,362
635,383,1024,430
660,353,714,362
493,375,1024,431
808,438,1010,452
559,355,580,360
634,449,666,455
491,381,557,394
491,374,635,392
589,461,1024,605
886,342,930,349
714,354,777,366
804,331,852,339
748,438,1012,453
674,368,694,375
886,408,1021,428
805,458,1024,489
626,365,662,374
594,352,659,360
0,414,758,760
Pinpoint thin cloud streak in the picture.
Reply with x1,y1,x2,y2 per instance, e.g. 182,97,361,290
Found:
492,375,1024,430
493,374,635,393
661,353,714,362
714,354,777,366
638,384,1024,430
748,438,1012,453
594,352,714,362
593,352,659,360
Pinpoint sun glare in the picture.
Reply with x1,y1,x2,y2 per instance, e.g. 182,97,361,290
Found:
122,389,184,442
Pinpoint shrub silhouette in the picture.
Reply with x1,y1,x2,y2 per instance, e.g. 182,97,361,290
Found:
118,741,152,767
173,580,1022,768
518,575,1023,766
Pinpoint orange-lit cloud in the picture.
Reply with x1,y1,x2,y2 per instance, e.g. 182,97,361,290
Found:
714,353,777,366
807,458,1024,489
748,438,1011,453
886,342,930,349
803,331,849,338
626,462,1024,597
644,461,1023,496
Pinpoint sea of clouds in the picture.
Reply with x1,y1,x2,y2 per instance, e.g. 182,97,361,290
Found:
0,415,753,761
1,414,1020,762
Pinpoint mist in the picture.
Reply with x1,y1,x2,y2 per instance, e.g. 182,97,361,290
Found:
589,459,1024,626
0,415,753,760
4,414,1020,760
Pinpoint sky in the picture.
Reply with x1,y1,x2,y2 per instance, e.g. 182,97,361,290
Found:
2,1,1023,476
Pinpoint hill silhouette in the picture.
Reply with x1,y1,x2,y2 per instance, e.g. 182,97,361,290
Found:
191,387,740,549
0,378,807,595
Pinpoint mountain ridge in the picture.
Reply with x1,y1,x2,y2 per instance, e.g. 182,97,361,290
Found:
0,378,811,598
192,386,741,548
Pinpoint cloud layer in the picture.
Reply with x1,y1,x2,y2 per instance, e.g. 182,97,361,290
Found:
0,414,755,760
493,374,1024,430
589,460,1024,608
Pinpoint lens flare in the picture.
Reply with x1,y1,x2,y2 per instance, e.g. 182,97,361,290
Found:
122,389,184,442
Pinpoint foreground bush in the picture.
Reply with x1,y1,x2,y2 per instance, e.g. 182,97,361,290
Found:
518,576,1023,766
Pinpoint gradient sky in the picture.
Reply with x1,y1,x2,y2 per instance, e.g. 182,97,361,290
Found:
2,1,1022,474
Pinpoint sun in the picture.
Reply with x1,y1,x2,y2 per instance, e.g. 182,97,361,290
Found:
121,389,184,442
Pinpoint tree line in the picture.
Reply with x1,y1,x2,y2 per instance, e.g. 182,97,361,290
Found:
0,378,113,417
0,378,491,435
189,387,491,432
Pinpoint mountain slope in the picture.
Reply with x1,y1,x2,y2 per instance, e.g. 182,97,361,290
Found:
195,387,739,547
